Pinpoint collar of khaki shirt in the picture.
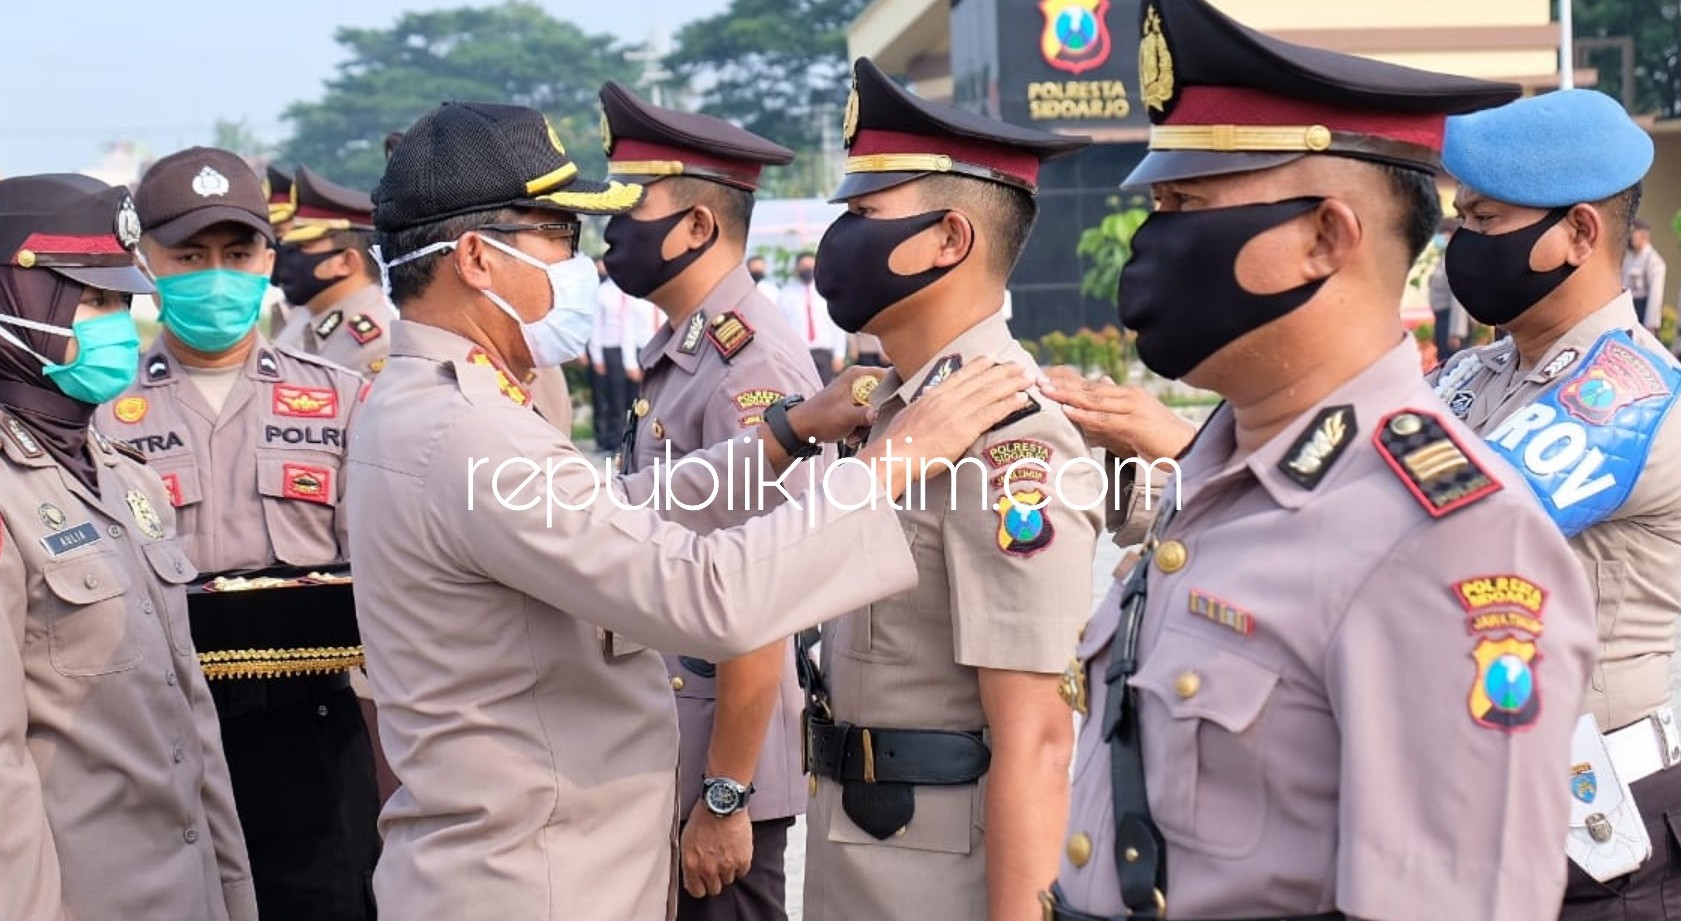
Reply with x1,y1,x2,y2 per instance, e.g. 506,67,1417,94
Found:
137,333,286,390
387,319,537,407
1,412,121,472
872,308,1016,410
1176,336,1430,513
637,265,757,375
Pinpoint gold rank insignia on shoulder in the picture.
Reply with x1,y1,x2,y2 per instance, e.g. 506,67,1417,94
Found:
1375,410,1501,518
706,311,754,362
315,310,344,340
678,312,707,355
348,314,382,345
1278,403,1355,490
125,488,166,540
1,414,43,457
465,347,531,407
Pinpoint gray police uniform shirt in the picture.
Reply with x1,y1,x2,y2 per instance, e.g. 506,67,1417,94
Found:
1056,338,1596,920
623,265,818,824
344,320,919,921
0,416,257,921
96,337,364,574
273,284,396,379
803,311,1104,921
1429,292,1681,733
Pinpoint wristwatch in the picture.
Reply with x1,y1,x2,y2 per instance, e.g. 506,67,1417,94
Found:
701,776,754,817
764,395,821,459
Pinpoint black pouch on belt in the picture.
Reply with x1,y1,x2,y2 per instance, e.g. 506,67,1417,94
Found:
807,715,991,839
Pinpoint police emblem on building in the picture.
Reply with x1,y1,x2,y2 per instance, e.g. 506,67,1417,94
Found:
1040,0,1113,76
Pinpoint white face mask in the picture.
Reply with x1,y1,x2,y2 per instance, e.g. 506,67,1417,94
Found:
383,235,598,368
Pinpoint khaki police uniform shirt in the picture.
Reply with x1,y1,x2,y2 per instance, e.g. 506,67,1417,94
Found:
626,266,820,824
274,283,396,378
803,311,1104,921
0,415,257,921
1056,338,1596,921
96,337,363,574
1428,292,1681,732
345,320,919,921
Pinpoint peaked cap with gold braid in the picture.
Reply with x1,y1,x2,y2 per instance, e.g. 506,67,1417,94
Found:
281,166,375,245
373,101,645,232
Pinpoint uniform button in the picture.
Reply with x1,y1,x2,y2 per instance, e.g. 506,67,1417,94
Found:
83,574,99,589
1389,413,1423,437
652,420,666,440
1123,846,1141,863
670,676,685,691
165,671,177,686
182,827,199,844
172,745,185,763
317,705,330,717
107,524,123,539
174,560,185,575
1066,832,1093,867
142,601,154,615
808,775,818,796
1154,540,1187,573
634,399,650,417
1174,671,1201,699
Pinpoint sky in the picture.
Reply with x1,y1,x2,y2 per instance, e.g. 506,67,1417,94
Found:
0,0,730,178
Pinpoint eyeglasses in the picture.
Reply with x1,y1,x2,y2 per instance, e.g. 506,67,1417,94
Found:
478,220,581,245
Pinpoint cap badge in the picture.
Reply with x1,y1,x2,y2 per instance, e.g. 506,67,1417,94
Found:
1140,4,1175,113
600,107,614,155
192,166,231,198
843,78,860,148
115,196,142,249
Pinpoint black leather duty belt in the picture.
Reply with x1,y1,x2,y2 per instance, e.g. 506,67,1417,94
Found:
805,716,989,786
1043,887,1345,921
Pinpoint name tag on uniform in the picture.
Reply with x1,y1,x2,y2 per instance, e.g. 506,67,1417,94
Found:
41,521,102,557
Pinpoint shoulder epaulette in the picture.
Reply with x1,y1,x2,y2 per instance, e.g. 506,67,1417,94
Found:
706,311,754,362
985,394,1042,433
314,310,344,340
348,314,382,345
109,438,148,465
1373,409,1501,518
273,341,362,380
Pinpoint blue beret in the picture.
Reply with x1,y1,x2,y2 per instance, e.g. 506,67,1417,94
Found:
1443,89,1652,207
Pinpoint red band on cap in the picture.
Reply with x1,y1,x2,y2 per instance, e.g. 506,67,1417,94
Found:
849,129,1042,187
1166,87,1446,151
17,233,125,256
292,204,370,222
610,138,763,187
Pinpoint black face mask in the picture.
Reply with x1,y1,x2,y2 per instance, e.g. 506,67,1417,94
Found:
749,268,766,283
1118,197,1327,380
602,207,717,299
796,267,815,283
1445,208,1577,327
273,244,348,306
816,210,966,334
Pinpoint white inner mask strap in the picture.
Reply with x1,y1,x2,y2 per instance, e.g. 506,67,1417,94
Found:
479,234,549,271
0,316,58,365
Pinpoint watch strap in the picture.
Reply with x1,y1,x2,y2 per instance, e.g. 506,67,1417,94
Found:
765,396,818,458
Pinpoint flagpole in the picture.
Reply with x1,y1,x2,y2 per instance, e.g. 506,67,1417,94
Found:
1559,0,1575,90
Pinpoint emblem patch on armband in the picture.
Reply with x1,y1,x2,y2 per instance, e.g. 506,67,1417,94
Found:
1454,574,1547,732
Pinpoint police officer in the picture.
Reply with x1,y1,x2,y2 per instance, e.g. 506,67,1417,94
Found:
263,164,296,340
101,146,380,921
799,58,1105,921
0,173,257,920
1046,2,1598,919
353,100,1037,921
600,79,812,920
1429,89,1681,920
272,166,396,377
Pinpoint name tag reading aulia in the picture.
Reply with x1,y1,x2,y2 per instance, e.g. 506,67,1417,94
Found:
41,522,102,557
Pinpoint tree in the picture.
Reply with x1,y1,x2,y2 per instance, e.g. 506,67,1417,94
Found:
1076,197,1151,306
277,3,641,191
1574,0,1681,118
665,0,868,197
213,119,272,159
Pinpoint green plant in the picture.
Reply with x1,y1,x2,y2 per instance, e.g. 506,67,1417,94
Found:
1662,304,1678,350
1413,321,1434,344
1076,196,1151,304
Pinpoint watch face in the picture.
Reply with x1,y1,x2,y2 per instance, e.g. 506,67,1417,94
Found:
705,781,741,814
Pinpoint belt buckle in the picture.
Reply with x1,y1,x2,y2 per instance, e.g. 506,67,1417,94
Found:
859,727,878,784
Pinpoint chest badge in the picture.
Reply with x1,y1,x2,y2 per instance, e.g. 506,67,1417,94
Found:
113,396,149,424
38,503,66,530
272,384,340,419
1058,657,1088,715
1187,588,1255,636
125,489,166,540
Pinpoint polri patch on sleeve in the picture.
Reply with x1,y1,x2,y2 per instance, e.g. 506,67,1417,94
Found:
1278,404,1356,490
706,311,754,362
1374,410,1501,517
348,314,382,345
995,488,1055,557
314,310,344,340
1455,574,1546,732
678,312,707,355
912,354,962,402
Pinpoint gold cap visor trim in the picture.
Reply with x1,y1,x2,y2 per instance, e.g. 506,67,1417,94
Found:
269,204,298,224
843,153,1036,194
524,162,582,196
280,219,363,245
530,180,647,216
1149,124,1439,170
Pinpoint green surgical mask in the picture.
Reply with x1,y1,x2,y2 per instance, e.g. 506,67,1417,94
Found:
0,311,141,405
155,268,268,352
